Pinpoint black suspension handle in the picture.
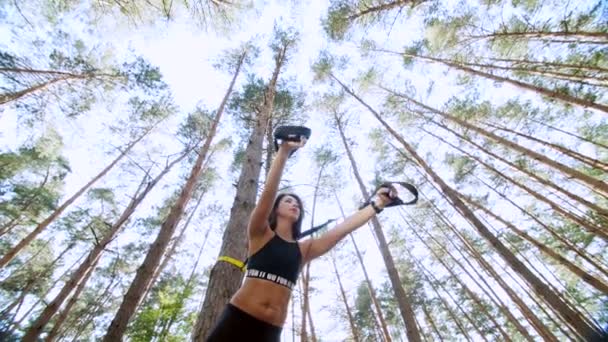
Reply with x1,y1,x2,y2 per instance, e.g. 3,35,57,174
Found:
359,181,419,210
273,125,312,157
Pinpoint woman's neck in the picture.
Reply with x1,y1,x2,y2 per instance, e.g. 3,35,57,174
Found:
274,218,295,241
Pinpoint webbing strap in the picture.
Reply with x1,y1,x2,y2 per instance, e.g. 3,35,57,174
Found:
218,256,246,272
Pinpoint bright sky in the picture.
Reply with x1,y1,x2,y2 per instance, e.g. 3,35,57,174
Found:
1,0,606,341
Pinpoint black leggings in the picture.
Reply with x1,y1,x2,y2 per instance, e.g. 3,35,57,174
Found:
206,303,282,342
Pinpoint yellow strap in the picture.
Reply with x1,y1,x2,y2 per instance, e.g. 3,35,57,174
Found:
218,256,246,271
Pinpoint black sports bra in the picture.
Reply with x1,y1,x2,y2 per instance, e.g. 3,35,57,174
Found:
246,234,302,289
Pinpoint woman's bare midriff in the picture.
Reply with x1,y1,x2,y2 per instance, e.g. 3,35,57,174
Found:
230,277,292,327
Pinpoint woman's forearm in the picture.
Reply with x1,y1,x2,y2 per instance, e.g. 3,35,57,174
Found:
249,149,289,227
305,205,377,261
261,149,289,199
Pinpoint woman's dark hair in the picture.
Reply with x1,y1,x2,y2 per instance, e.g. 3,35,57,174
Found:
268,193,304,240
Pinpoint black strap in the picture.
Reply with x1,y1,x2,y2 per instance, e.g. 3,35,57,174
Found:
298,219,336,239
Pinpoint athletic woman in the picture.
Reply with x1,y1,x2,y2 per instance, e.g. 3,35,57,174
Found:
206,136,396,341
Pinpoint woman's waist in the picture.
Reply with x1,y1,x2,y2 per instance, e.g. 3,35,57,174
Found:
230,278,292,326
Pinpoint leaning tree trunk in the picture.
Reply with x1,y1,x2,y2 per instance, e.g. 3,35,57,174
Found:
484,122,608,173
102,51,248,342
346,0,423,22
333,111,421,342
419,122,608,241
405,216,513,342
192,44,288,341
44,254,103,342
330,253,360,342
464,196,608,294
380,85,608,198
334,192,391,341
425,118,608,218
418,201,535,342
334,73,605,340
139,158,212,306
373,49,608,114
0,130,149,269
305,266,318,342
21,151,187,342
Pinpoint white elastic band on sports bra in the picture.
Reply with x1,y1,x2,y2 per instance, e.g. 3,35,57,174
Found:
246,268,295,289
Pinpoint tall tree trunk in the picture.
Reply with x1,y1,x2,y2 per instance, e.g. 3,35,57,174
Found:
9,250,88,335
1,241,74,318
424,119,608,218
157,226,208,341
402,240,488,342
404,214,513,342
103,51,248,342
528,118,608,150
444,60,608,86
306,270,317,342
484,121,608,172
139,157,212,305
464,196,608,294
0,166,51,237
330,253,360,342
334,192,391,341
420,301,443,342
333,111,421,342
467,30,608,41
300,264,310,342
418,199,536,341
0,131,150,269
468,170,608,277
192,44,286,341
334,74,604,340
483,56,608,74
373,49,608,114
0,75,77,104
21,151,187,342
419,122,608,241
44,254,105,342
346,0,421,22
380,85,608,197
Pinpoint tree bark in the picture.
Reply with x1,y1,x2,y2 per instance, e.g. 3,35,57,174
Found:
485,121,608,173
405,216,513,342
192,45,285,341
380,85,608,197
402,240,488,342
44,253,103,342
300,263,311,342
0,131,150,269
429,119,608,218
528,117,608,150
346,0,421,22
420,301,443,342
334,192,391,341
335,74,604,340
483,56,608,74
374,48,608,114
333,110,421,342
330,253,360,342
139,157,212,305
418,200,536,342
419,121,608,241
464,196,608,294
21,151,187,342
103,51,248,342
467,30,608,41
470,171,608,278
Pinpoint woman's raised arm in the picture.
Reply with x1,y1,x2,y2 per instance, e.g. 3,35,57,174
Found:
248,138,307,238
301,188,393,263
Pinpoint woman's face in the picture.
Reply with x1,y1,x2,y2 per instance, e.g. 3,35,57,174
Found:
276,195,301,222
